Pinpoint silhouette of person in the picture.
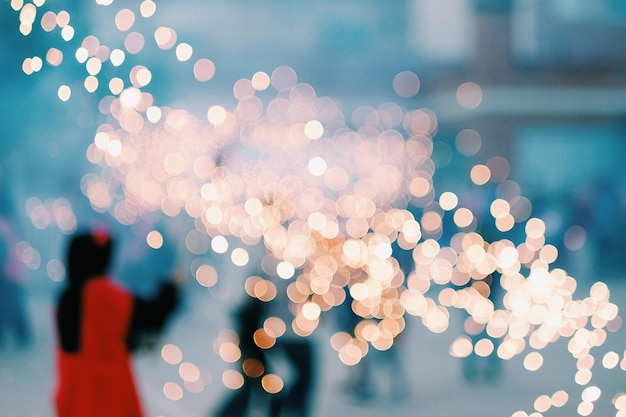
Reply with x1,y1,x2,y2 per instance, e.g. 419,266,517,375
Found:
213,294,270,417
0,206,31,349
53,228,179,417
335,292,376,402
267,290,316,417
336,242,413,404
460,215,504,382
460,271,503,381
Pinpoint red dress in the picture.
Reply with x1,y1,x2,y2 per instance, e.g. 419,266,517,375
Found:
54,276,144,417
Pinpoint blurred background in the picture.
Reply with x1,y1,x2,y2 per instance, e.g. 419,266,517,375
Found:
1,1,626,416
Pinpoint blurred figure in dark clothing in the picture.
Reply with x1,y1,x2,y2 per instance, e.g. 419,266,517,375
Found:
269,338,315,417
0,207,31,349
460,271,503,382
54,228,179,417
460,213,504,382
213,273,317,417
267,288,316,417
213,294,270,417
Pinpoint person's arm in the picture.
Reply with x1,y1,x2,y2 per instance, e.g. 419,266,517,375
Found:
127,281,180,351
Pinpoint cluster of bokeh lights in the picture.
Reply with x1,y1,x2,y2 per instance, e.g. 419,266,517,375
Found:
7,0,626,415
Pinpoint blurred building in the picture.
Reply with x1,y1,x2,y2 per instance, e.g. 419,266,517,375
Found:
412,0,626,274
1,0,625,279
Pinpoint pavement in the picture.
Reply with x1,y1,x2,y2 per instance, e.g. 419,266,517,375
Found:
1,271,626,417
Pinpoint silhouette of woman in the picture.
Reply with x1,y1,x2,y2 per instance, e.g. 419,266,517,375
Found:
53,228,179,417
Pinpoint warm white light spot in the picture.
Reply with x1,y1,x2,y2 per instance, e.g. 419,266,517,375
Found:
195,264,218,287
161,343,183,364
61,25,74,41
439,191,458,211
474,338,494,357
109,77,124,95
146,230,163,249
11,0,24,11
374,242,392,259
19,24,33,36
146,106,162,123
577,401,593,416
84,76,98,93
302,302,321,320
46,48,63,66
453,207,473,228
602,351,619,369
75,47,88,64
449,336,473,358
179,362,200,382
231,248,249,266
534,395,552,413
350,282,368,301
582,386,601,403
244,198,263,216
163,382,183,401
304,120,324,140
551,390,569,407
110,49,125,66
575,368,592,385
251,71,271,90
277,261,295,279
31,56,43,72
410,177,431,197
135,67,152,87
308,157,327,176
470,164,491,185
205,206,223,225
57,85,71,102
164,152,186,176
19,3,36,25
615,394,626,410
120,87,141,108
222,370,244,390
524,351,544,371
154,26,177,50
107,140,122,157
210,236,228,254
176,43,193,61
140,0,157,18
207,105,227,125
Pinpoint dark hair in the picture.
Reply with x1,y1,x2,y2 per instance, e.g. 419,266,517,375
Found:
57,228,115,353
66,228,114,285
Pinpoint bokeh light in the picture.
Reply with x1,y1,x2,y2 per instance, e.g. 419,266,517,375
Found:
4,2,626,416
